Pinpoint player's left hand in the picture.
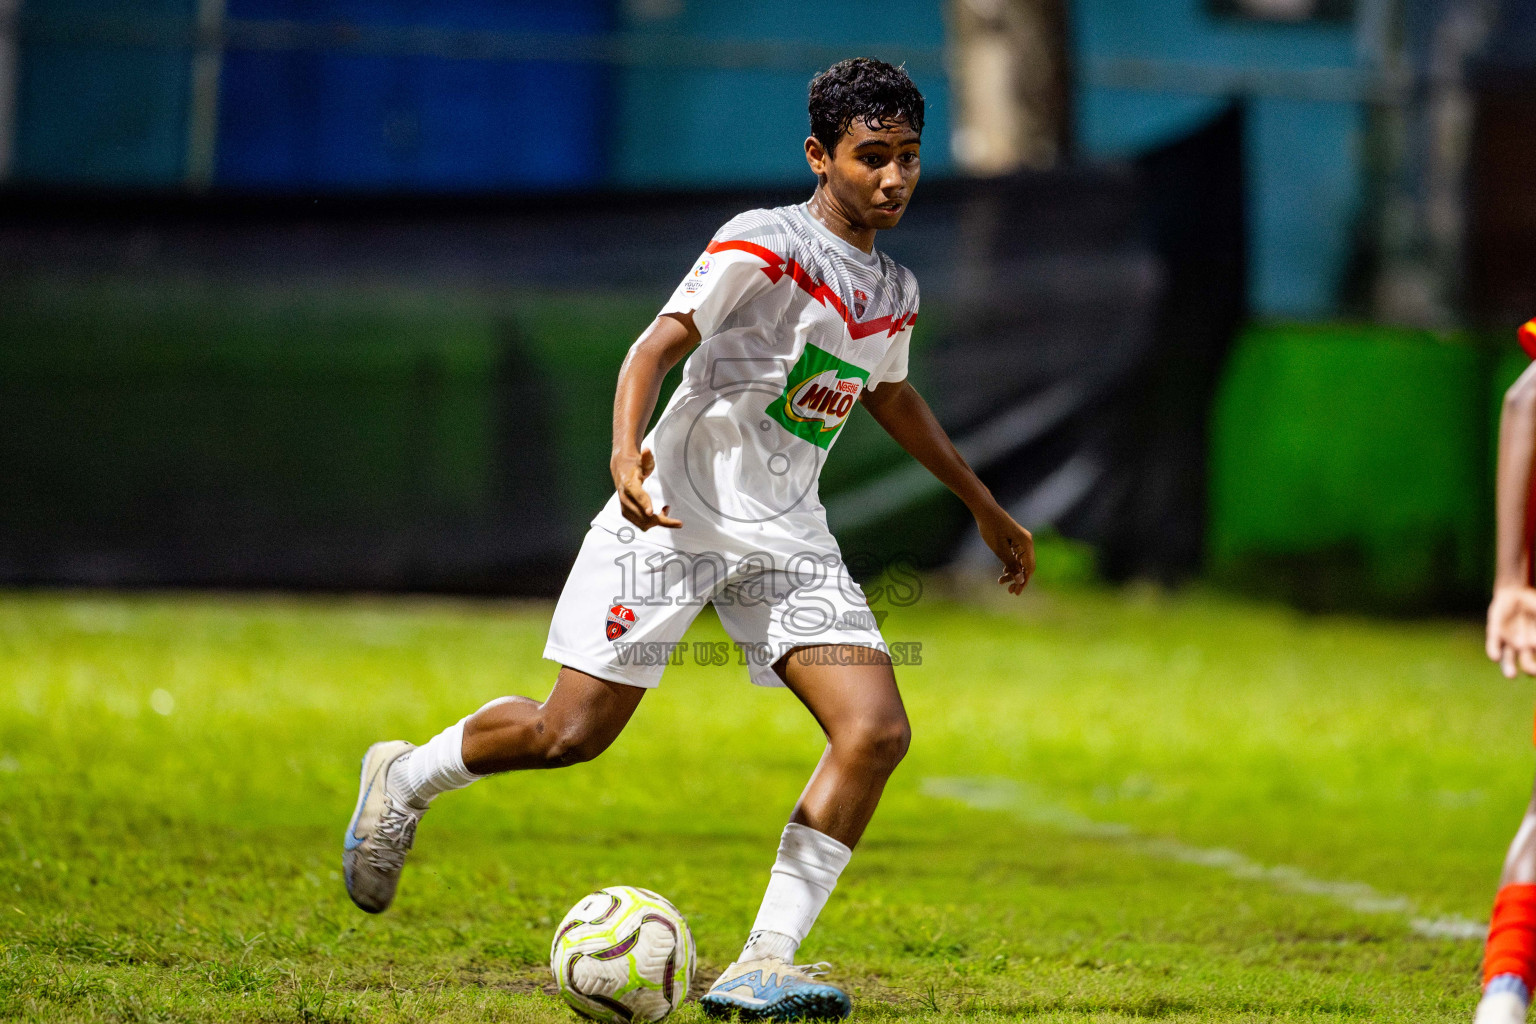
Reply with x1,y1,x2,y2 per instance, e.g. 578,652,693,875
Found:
976,506,1034,595
1487,583,1536,677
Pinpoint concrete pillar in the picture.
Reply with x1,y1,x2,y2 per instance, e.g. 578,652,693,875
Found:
948,0,1070,174
185,0,225,190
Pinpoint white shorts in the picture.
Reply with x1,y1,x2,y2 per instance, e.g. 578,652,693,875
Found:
543,525,888,689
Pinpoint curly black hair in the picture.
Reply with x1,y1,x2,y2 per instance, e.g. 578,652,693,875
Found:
808,57,925,155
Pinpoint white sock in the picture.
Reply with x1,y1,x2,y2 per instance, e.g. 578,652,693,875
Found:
1478,973,1530,1022
740,823,852,964
389,717,483,810
741,928,798,962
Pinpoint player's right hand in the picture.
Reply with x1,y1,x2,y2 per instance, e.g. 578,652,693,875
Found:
1486,584,1536,678
612,448,683,531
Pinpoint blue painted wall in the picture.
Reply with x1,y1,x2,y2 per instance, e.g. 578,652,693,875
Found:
7,0,1369,322
1073,0,1365,316
613,0,950,188
215,0,611,190
8,0,946,193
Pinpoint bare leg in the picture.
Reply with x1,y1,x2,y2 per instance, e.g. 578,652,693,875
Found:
703,644,909,999
343,666,643,914
775,644,910,849
1500,788,1536,885
461,667,645,774
1475,781,1536,1021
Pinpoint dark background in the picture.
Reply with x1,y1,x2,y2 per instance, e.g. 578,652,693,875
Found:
3,0,1534,611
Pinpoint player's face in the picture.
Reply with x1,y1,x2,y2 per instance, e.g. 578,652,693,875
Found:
816,119,921,230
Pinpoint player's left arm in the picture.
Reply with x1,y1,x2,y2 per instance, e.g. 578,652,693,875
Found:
1488,357,1536,676
860,378,1034,594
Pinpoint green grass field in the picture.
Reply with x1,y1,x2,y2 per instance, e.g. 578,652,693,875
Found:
1,579,1528,1022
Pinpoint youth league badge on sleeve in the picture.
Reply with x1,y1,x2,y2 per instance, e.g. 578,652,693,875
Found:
683,255,713,294
659,235,779,338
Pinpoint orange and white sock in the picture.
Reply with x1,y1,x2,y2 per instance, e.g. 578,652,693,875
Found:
1481,884,1536,1014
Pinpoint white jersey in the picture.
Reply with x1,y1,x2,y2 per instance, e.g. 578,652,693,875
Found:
592,202,920,567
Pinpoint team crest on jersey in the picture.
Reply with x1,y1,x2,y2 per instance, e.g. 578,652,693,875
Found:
853,289,869,318
606,604,636,641
766,343,872,450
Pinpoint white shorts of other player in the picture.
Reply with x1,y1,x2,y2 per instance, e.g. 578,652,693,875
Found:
544,525,888,689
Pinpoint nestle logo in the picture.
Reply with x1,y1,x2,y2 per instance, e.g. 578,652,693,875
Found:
789,372,860,424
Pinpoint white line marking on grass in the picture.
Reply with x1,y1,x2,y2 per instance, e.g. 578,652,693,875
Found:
921,776,1485,941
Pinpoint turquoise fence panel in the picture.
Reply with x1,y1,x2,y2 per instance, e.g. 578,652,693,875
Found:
1072,0,1363,316
12,0,195,185
614,0,949,187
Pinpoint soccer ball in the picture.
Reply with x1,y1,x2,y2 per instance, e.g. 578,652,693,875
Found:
550,885,696,1023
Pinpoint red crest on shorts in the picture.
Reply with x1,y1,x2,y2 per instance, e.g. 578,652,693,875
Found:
606,604,636,641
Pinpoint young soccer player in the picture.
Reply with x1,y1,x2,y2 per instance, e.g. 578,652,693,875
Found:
1476,318,1536,1024
341,57,1034,1020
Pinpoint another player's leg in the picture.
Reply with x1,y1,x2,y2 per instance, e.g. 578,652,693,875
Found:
344,668,644,913
1478,785,1536,1023
703,645,908,1021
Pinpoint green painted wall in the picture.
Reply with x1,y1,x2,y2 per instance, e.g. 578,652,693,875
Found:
12,283,1517,608
0,281,502,536
0,278,941,562
1209,324,1497,611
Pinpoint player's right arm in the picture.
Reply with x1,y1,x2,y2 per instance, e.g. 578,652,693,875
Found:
611,214,784,531
1489,359,1536,677
610,312,700,531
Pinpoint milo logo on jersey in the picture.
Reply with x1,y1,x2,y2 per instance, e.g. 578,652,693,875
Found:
767,343,871,449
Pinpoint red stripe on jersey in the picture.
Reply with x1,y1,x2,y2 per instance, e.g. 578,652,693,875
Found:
705,239,787,282
703,238,916,339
